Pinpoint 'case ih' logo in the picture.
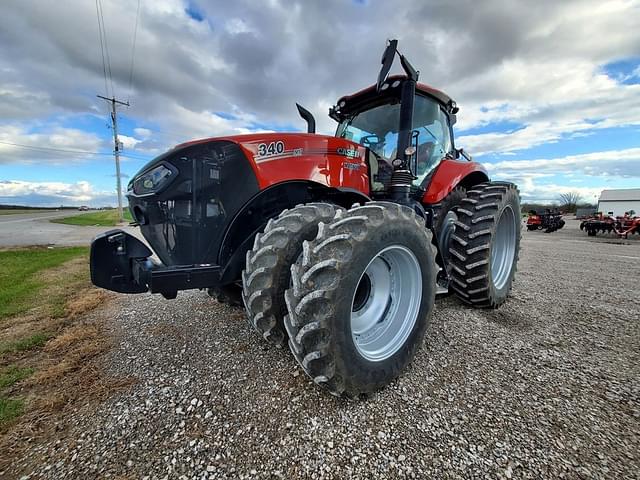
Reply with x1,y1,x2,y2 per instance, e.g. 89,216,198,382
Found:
337,147,360,159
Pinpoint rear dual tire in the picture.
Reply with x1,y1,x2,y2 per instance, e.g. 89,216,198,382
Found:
448,182,521,308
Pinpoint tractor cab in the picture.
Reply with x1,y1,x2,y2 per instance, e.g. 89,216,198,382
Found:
328,40,463,200
332,78,456,192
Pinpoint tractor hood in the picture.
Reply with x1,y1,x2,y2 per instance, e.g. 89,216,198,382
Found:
126,133,370,267
172,132,369,190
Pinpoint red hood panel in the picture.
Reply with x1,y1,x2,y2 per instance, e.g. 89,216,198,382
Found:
178,133,371,194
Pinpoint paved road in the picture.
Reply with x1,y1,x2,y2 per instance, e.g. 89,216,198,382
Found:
0,211,138,247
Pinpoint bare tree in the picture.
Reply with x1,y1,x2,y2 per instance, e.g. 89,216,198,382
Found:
558,192,582,213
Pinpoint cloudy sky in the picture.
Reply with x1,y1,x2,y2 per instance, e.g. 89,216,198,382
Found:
1,0,639,207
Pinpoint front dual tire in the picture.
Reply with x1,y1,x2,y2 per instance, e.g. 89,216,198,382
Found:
283,202,437,397
242,203,341,347
242,201,437,397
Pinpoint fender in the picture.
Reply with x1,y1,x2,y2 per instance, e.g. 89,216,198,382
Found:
217,180,370,284
422,159,489,204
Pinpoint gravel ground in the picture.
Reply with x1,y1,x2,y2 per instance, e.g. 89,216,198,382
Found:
9,219,639,479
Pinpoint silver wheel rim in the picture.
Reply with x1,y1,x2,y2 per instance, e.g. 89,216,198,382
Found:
490,205,517,290
350,245,422,362
438,211,458,264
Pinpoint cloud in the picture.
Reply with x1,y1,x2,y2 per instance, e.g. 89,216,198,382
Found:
118,134,142,150
0,124,105,164
1,0,639,203
484,147,640,202
0,180,116,207
133,127,152,138
506,178,603,204
484,147,640,178
0,84,52,120
452,58,640,154
2,0,634,138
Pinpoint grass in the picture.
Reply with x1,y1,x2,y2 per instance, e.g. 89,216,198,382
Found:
0,247,88,319
0,245,128,457
0,398,24,424
51,209,132,226
0,333,51,355
0,366,34,389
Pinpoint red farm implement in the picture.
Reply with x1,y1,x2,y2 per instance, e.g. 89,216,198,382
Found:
526,209,565,233
580,213,640,238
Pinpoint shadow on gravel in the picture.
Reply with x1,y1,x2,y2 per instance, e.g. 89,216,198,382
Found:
482,306,532,330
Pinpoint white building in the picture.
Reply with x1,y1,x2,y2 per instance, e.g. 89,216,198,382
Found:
597,189,640,217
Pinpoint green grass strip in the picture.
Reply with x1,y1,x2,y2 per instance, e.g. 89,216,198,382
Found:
51,209,132,226
0,333,52,354
0,397,24,424
0,247,87,319
0,366,34,389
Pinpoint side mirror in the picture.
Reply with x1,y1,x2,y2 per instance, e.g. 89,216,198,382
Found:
377,39,398,92
456,148,472,162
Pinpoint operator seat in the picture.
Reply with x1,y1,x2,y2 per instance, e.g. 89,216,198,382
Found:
368,151,393,191
416,142,435,176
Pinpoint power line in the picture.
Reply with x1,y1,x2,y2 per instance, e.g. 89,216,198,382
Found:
0,140,152,160
96,0,114,97
121,152,153,160
0,140,112,156
99,0,115,97
127,0,141,102
95,0,109,97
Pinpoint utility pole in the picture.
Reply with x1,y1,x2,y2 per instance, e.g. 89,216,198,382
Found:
97,94,129,222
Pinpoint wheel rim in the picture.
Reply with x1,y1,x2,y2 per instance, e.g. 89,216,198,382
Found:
350,245,422,362
490,205,517,290
438,211,458,264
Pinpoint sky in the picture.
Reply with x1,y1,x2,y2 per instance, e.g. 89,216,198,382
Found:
0,0,639,207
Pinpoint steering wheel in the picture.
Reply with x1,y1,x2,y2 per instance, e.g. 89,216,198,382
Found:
360,134,382,148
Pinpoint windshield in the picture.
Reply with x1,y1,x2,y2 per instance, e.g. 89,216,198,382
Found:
336,95,452,185
337,103,400,159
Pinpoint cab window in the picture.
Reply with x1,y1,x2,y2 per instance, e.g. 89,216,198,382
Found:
412,95,452,185
336,102,400,160
336,94,452,188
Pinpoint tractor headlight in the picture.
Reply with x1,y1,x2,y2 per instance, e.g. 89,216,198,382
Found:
131,164,175,196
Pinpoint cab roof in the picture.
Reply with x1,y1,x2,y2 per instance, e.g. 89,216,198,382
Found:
331,74,455,122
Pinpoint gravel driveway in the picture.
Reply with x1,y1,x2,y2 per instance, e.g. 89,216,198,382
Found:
10,220,640,479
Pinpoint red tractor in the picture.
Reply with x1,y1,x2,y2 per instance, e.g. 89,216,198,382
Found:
91,40,520,397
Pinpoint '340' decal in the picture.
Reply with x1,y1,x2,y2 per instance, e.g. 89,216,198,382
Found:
257,141,285,157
